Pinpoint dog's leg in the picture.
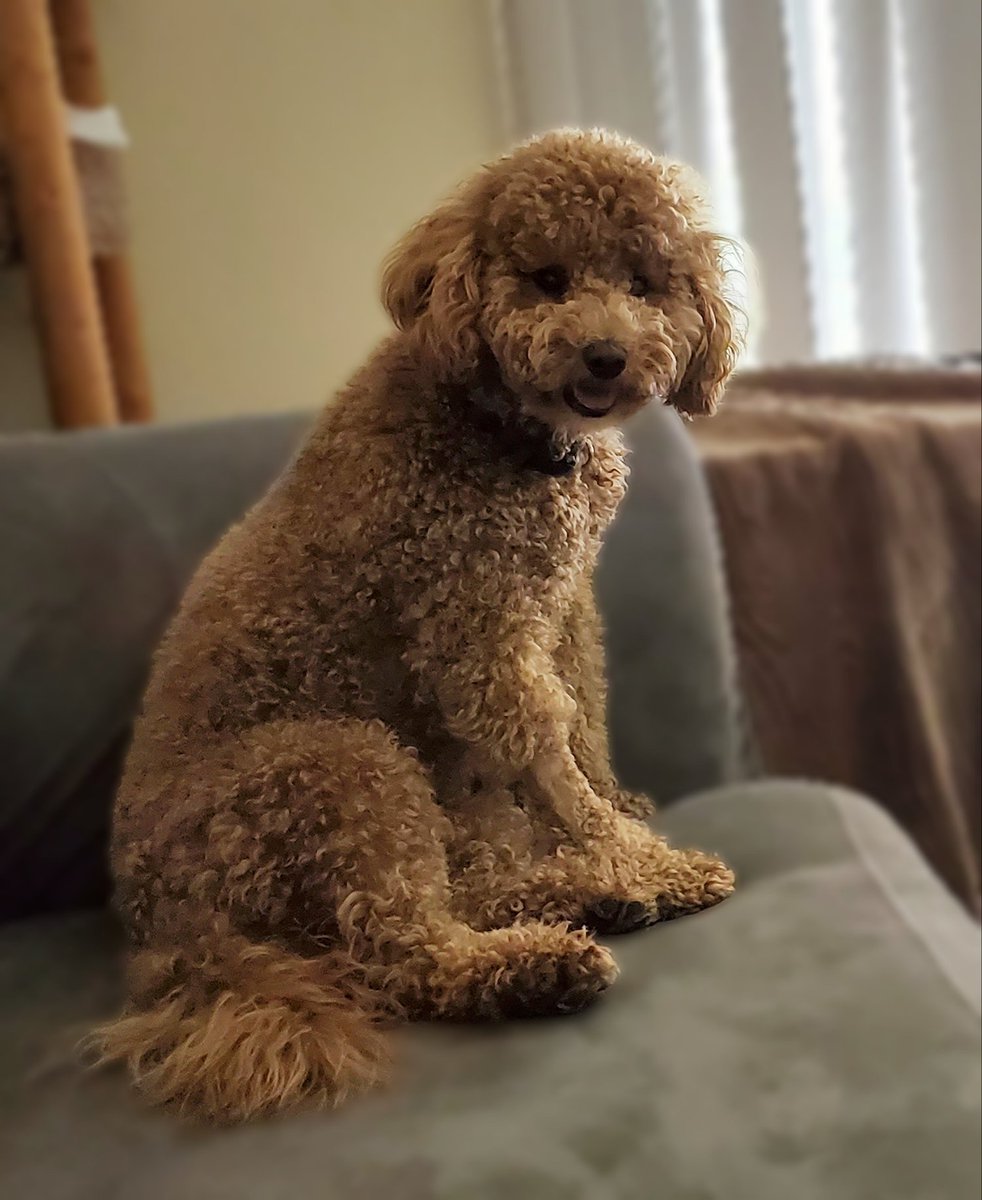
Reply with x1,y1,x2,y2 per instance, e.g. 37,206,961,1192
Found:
452,812,733,935
445,780,596,931
555,582,654,820
526,742,734,930
409,605,733,934
121,717,616,1021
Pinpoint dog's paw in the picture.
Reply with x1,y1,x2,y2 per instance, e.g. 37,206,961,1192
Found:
479,926,618,1019
582,897,652,935
429,923,618,1020
496,937,618,1017
581,849,735,934
651,849,736,920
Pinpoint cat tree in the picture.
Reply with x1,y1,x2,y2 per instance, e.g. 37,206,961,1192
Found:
0,0,152,427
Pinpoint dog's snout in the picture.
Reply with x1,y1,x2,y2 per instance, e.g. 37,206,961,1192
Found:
582,341,627,380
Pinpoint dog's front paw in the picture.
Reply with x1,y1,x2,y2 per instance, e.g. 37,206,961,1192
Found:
582,897,652,935
656,848,735,918
581,846,735,935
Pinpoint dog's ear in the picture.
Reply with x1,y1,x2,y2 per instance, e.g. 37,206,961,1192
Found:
381,196,483,377
669,234,742,417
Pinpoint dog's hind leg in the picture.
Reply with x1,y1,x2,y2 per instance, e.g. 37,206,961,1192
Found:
98,718,618,1120
272,718,619,1020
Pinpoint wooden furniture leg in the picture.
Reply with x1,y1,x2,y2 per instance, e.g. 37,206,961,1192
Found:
50,0,154,423
0,0,116,428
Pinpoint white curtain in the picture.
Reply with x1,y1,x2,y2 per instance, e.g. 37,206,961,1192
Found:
491,0,981,364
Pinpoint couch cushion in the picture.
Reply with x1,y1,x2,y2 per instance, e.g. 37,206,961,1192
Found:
1,783,977,1200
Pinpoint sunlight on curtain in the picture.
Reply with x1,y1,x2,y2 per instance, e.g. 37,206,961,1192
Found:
694,0,744,240
782,0,859,358
491,0,981,363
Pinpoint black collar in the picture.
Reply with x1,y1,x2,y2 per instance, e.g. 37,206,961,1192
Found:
453,382,585,478
524,437,582,476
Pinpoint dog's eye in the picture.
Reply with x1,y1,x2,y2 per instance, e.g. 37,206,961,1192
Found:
629,273,652,298
528,266,569,300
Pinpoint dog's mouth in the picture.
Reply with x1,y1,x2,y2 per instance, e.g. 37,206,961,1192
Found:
562,381,618,419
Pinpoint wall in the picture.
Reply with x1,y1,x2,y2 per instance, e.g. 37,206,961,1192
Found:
1,0,502,428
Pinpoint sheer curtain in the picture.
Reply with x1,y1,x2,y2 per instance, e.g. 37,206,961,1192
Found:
490,0,981,364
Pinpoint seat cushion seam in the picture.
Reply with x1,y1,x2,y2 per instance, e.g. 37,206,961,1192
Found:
831,788,981,1021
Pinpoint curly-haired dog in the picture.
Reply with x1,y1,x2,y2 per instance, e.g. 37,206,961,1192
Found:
93,130,741,1122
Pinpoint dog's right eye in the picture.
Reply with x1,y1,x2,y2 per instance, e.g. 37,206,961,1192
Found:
528,266,569,300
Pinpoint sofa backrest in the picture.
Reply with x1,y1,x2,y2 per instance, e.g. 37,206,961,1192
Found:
601,405,742,802
0,414,311,921
0,405,740,922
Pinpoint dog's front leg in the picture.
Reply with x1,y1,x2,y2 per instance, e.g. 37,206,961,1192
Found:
444,698,734,935
529,739,626,846
404,587,614,838
517,740,734,932
407,593,733,933
556,582,655,821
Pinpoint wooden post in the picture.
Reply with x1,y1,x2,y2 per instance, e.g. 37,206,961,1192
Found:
50,0,154,423
0,0,116,428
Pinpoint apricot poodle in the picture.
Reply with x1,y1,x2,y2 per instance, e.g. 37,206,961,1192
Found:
93,130,742,1122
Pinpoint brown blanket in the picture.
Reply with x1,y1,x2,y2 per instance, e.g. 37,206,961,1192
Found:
692,363,982,913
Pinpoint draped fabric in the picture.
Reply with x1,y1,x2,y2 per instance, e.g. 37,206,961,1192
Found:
692,363,982,913
491,0,982,364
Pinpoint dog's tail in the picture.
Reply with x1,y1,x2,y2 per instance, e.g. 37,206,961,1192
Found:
86,927,390,1123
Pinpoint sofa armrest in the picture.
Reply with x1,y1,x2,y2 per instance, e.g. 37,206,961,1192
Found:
599,405,744,802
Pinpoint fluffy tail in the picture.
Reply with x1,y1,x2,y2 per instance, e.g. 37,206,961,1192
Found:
86,928,390,1123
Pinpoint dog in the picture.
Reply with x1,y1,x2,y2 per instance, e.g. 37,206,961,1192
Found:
93,129,741,1122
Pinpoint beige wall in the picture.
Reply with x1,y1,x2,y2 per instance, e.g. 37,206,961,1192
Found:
1,1,502,428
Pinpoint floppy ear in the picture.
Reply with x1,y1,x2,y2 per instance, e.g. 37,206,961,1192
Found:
670,234,742,417
380,197,483,378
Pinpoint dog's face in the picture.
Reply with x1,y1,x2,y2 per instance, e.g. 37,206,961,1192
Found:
382,131,741,432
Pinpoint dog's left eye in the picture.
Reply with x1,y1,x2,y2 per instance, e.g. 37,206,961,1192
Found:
629,274,651,298
528,266,569,300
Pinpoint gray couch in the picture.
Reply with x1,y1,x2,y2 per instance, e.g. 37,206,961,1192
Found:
1,407,979,1200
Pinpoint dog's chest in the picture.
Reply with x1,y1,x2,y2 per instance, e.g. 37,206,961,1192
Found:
535,439,626,536
496,442,627,578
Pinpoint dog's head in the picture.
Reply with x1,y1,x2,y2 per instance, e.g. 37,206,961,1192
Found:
382,130,742,433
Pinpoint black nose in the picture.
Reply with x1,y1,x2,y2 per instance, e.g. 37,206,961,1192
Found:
582,340,627,380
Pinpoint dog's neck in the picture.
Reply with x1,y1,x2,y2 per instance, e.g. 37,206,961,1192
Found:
450,359,586,478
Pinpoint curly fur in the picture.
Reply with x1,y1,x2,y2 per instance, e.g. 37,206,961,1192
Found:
92,130,741,1123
